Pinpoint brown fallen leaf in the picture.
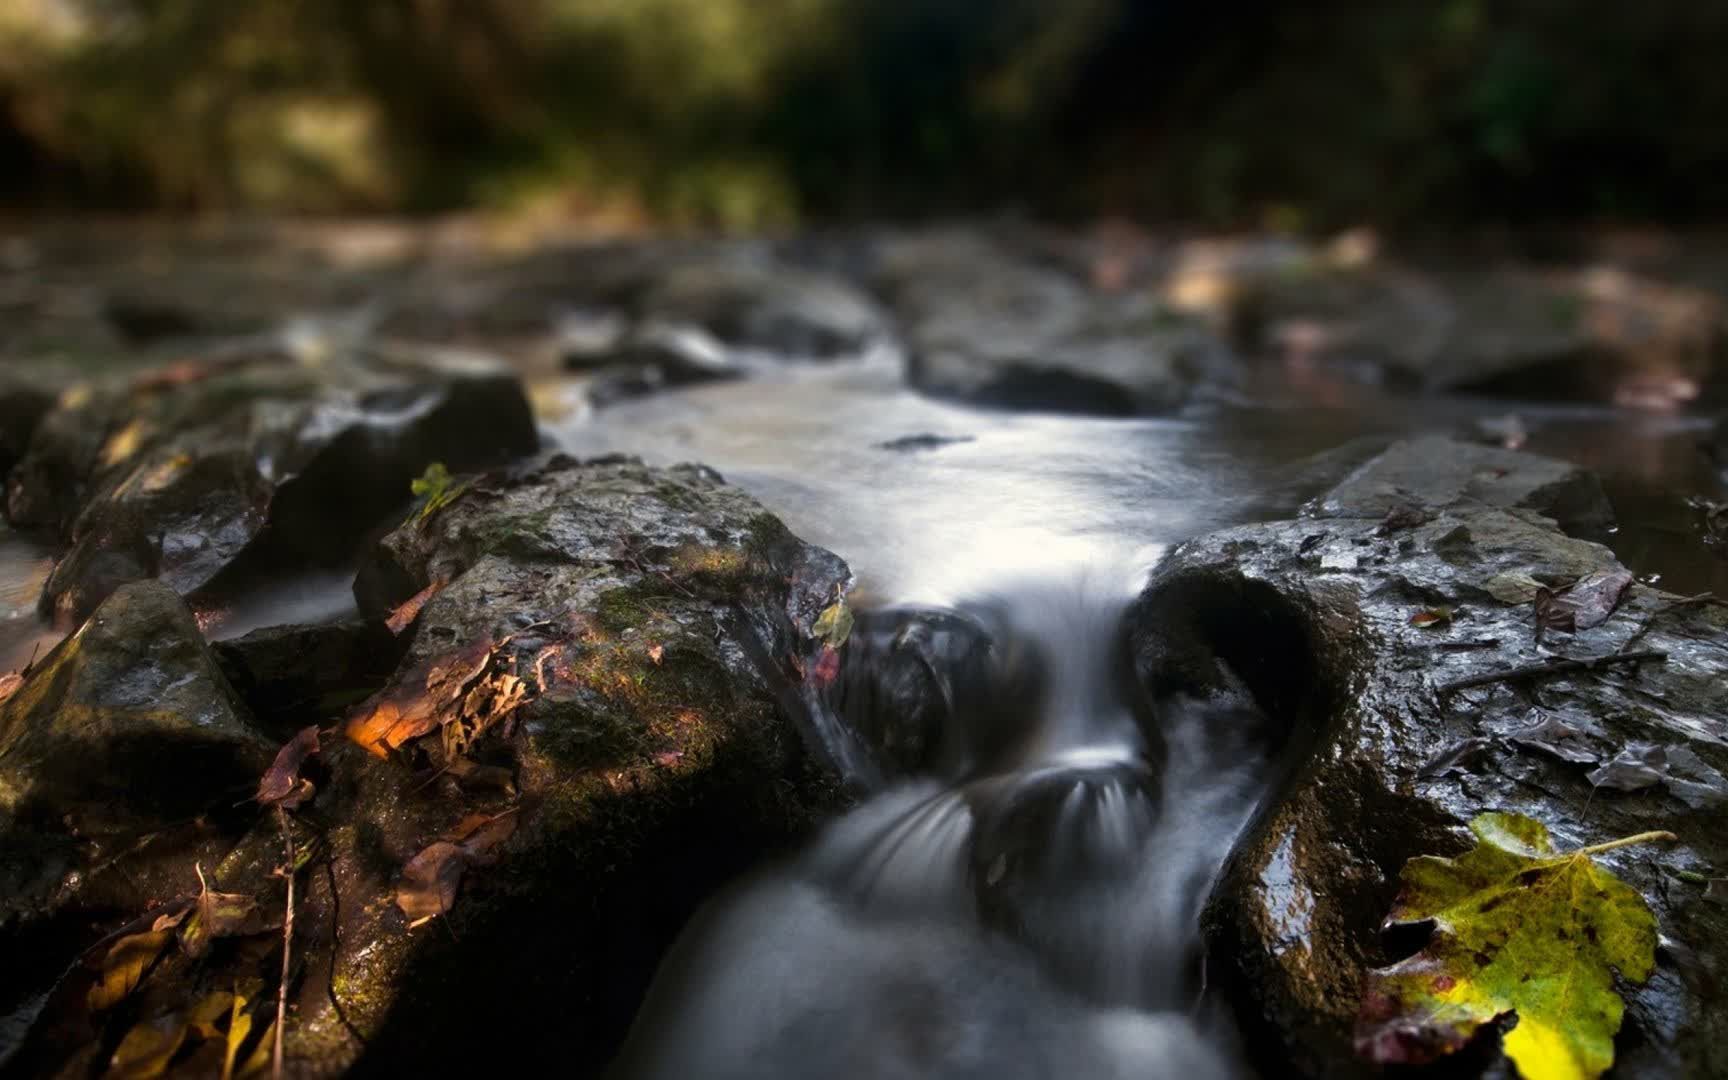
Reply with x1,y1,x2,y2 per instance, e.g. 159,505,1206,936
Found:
1535,568,1636,640
108,1015,186,1079
396,811,519,927
445,755,516,796
180,864,268,959
397,841,467,928
347,638,495,757
385,579,446,636
88,930,172,1011
185,990,236,1040
1410,607,1454,628
647,643,664,665
255,726,320,809
0,670,21,706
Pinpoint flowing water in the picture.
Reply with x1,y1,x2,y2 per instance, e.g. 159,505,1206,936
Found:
4,340,1727,1077
542,356,1728,1078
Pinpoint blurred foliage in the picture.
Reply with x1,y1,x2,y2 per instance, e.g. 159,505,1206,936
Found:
1,0,1726,226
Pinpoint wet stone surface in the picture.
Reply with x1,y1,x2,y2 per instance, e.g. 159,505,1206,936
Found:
1,455,855,1078
7,344,539,624
1131,437,1728,1078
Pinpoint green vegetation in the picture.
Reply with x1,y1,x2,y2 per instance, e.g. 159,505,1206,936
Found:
2,1,1724,226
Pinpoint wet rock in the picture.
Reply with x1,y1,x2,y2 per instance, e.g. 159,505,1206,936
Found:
0,377,56,488
1,455,856,1077
1225,252,1724,402
0,581,271,916
1315,434,1615,537
877,230,1233,416
213,618,404,734
634,258,887,360
9,344,539,623
874,433,975,453
1132,443,1728,1078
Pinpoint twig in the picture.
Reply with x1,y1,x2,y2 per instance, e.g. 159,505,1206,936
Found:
274,806,295,1080
1618,592,1728,654
1437,650,1668,693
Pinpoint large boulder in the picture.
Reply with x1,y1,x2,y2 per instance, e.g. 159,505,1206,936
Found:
8,344,539,624
1213,246,1724,403
0,581,272,921
874,229,1234,416
4,455,854,1078
1131,439,1728,1078
1315,434,1615,537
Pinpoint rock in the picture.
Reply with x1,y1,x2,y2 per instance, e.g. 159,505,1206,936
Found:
1130,443,1728,1078
213,618,405,733
1226,254,1724,402
0,378,57,488
4,455,856,1077
8,344,539,623
876,230,1234,416
874,433,976,452
1315,435,1615,536
634,258,887,361
0,581,271,915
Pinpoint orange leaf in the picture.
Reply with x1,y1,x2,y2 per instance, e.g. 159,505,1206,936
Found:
386,579,446,636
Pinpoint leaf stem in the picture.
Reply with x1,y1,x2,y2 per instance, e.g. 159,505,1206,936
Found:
1575,831,1678,857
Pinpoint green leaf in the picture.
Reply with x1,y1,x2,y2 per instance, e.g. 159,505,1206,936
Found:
1356,812,1672,1080
406,463,469,525
811,595,854,650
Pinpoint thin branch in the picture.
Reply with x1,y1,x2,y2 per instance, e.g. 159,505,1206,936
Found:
1436,650,1667,693
274,807,296,1080
1574,831,1679,857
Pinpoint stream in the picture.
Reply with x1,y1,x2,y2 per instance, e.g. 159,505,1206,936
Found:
3,235,1727,1077
543,358,1724,1077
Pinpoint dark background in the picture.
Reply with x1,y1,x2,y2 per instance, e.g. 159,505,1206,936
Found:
2,0,1724,228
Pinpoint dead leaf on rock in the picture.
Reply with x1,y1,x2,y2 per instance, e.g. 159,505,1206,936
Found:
1535,568,1635,640
1508,710,1604,764
108,1015,186,1079
1483,571,1544,605
1588,742,1668,793
1376,504,1432,536
397,842,466,927
812,594,855,650
647,643,664,665
347,637,511,758
0,670,21,706
221,979,265,1080
445,755,516,795
88,930,172,1012
809,646,841,687
385,579,445,635
1417,737,1492,778
180,864,268,959
396,811,519,927
255,726,320,809
1410,607,1454,628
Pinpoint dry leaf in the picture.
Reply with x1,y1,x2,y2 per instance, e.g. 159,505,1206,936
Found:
1410,607,1454,628
256,726,320,809
88,930,172,1011
108,1015,186,1078
647,643,664,665
0,670,21,706
180,864,266,959
445,755,516,795
397,842,467,928
221,979,264,1080
386,579,445,636
1483,571,1544,604
396,812,518,927
185,990,235,1041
